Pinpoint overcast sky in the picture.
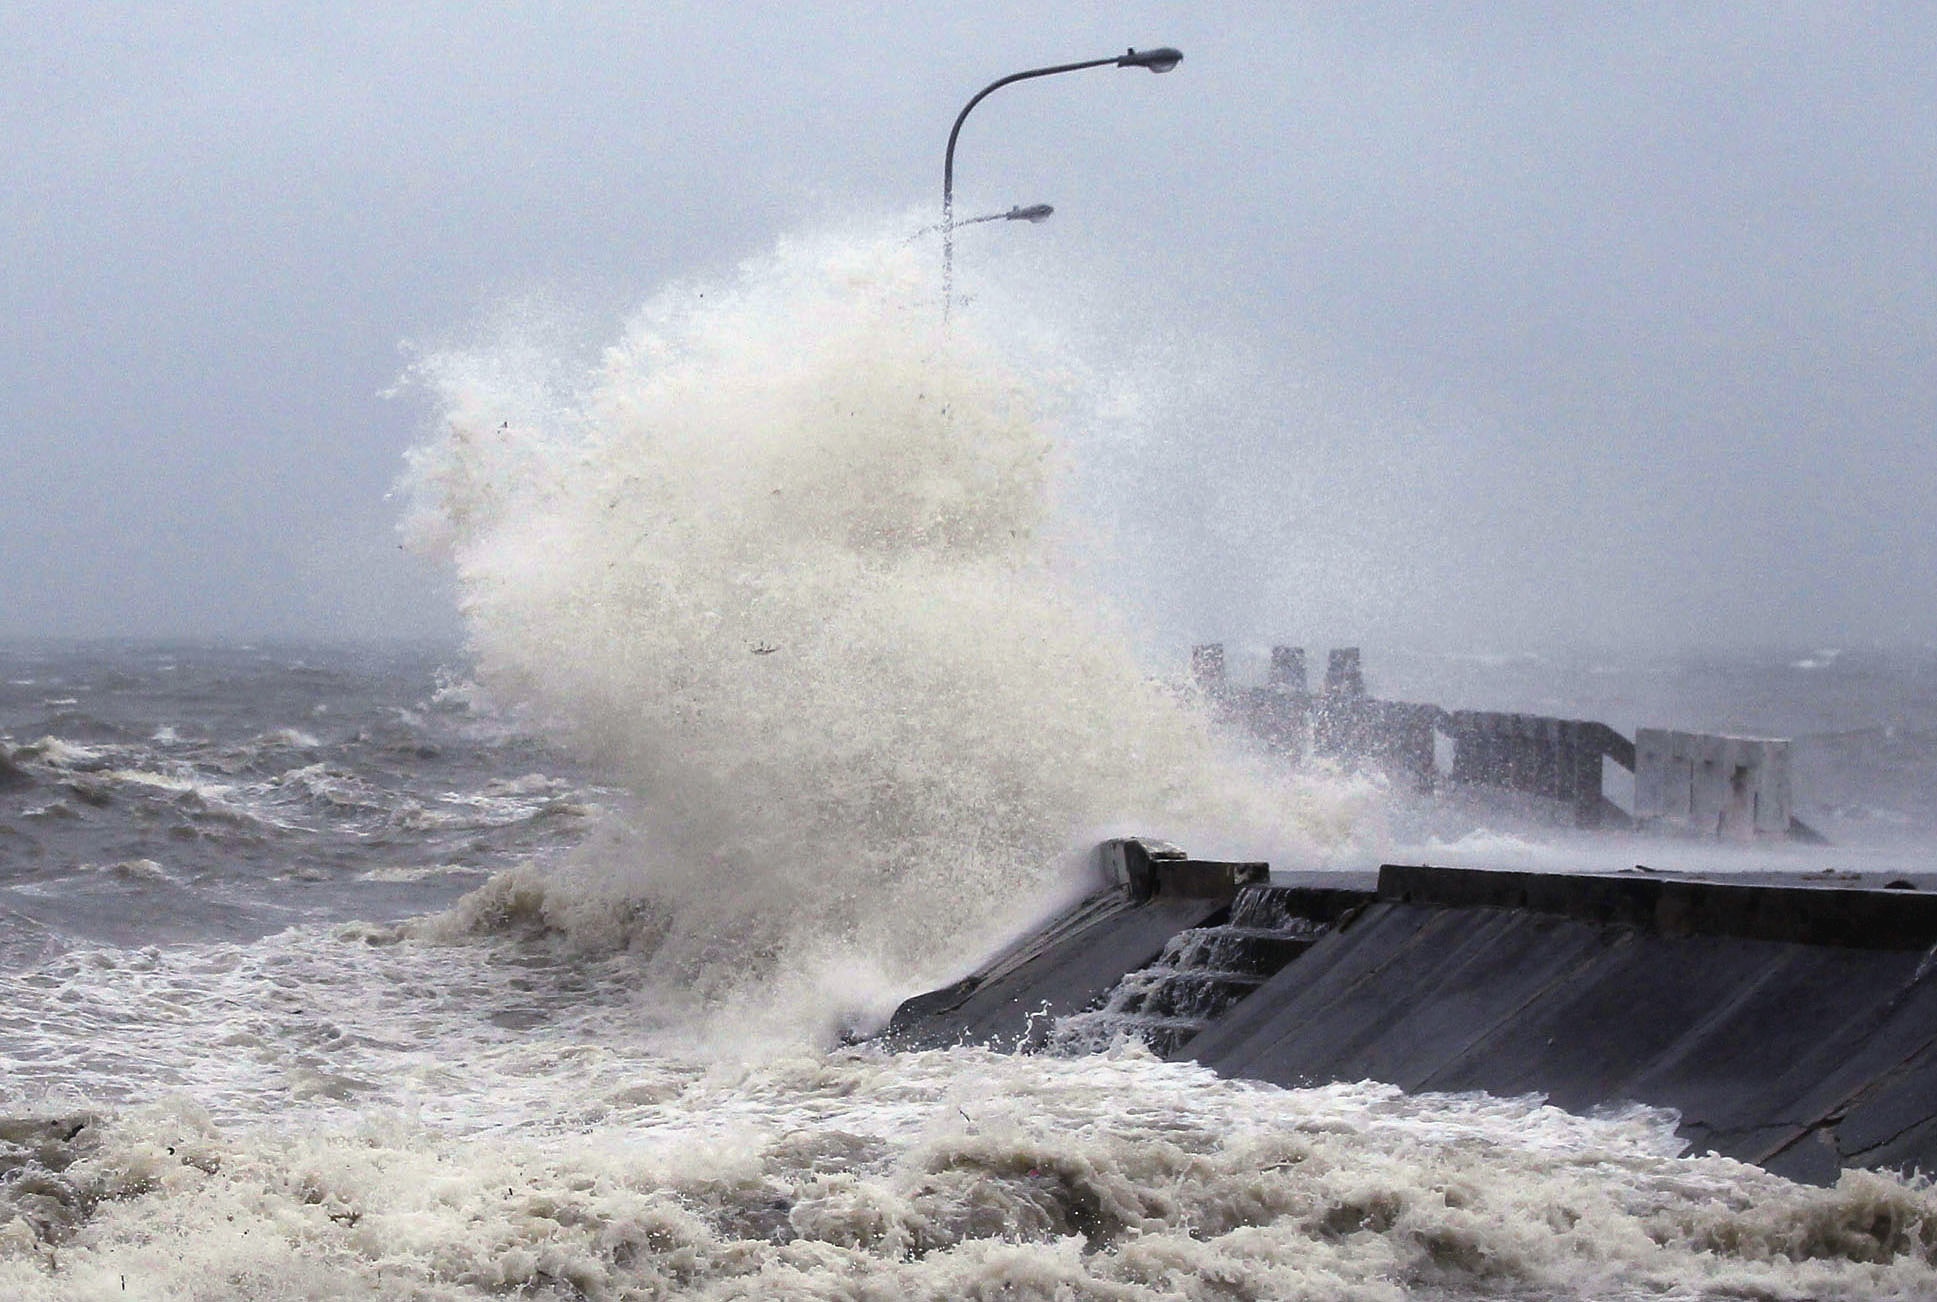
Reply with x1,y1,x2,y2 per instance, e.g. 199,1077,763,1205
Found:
4,3,1933,651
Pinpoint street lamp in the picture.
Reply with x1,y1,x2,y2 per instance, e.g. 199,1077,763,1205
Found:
942,47,1183,320
909,204,1055,243
988,203,1055,225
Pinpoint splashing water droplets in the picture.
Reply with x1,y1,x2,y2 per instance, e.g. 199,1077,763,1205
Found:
401,232,1376,1046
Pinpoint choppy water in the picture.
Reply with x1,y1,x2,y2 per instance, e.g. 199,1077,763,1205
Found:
6,233,1937,1298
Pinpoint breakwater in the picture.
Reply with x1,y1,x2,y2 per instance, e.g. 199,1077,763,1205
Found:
885,843,1937,1184
1188,642,1826,840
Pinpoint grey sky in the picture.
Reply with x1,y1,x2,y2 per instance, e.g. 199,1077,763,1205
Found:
3,3,1933,651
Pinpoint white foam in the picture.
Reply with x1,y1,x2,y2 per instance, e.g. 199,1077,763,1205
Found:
3,1035,1933,1299
355,864,490,883
257,727,323,750
93,859,177,884
17,738,108,769
398,230,1386,1046
101,767,213,796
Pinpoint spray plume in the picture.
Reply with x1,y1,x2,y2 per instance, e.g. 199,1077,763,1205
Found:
399,230,1381,1044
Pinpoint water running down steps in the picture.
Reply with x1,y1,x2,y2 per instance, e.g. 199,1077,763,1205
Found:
1052,882,1354,1057
881,838,1374,1053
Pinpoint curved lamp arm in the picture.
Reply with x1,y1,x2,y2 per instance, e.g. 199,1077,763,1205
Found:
942,48,1181,320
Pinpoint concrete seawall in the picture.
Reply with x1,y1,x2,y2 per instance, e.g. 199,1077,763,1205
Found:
885,853,1937,1184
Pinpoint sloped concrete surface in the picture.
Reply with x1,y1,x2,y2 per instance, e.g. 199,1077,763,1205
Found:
884,855,1937,1183
1184,865,1937,1183
883,894,1231,1050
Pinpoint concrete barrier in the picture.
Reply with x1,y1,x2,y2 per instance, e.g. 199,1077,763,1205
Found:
1269,645,1307,692
882,840,1277,1051
1188,643,1227,694
1185,864,1937,1183
1183,645,1818,839
1445,712,1633,827
1635,728,1794,839
884,848,1937,1183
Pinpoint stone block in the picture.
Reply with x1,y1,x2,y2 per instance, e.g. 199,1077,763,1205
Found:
1635,729,1793,839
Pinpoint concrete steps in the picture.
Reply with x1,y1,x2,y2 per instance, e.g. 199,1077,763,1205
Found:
1050,885,1331,1055
878,844,1369,1053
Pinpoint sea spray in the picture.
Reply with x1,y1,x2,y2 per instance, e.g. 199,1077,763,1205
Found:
400,230,1383,1044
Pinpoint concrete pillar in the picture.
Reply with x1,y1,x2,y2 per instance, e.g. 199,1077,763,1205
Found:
1505,715,1537,794
1324,647,1364,697
1190,644,1227,694
1269,646,1308,693
1534,717,1561,799
1314,649,1366,760
1553,721,1581,803
1394,703,1438,793
1555,720,1609,826
1449,712,1500,785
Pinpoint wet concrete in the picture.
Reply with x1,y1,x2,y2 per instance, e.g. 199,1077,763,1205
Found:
1187,865,1937,1183
883,842,1352,1051
886,857,1937,1183
883,892,1233,1050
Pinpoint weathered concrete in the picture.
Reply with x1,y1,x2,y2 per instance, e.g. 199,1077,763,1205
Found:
1185,864,1937,1183
882,841,1276,1051
1377,862,1937,948
884,894,1223,1050
1050,879,1378,1056
886,851,1937,1183
1185,643,1828,839
1445,711,1633,827
1635,728,1794,839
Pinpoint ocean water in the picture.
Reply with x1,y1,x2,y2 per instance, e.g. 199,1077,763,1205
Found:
5,235,1936,1298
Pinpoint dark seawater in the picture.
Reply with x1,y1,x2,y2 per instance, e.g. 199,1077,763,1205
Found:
0,640,602,963
3,639,1936,1300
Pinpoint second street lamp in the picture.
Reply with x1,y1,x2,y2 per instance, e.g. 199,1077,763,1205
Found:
941,47,1182,322
909,204,1055,243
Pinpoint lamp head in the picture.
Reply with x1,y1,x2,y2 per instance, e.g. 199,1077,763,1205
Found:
1118,46,1182,73
1005,204,1054,223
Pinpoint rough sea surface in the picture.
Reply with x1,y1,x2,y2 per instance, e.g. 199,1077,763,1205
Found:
6,236,1936,1298
4,640,1937,1300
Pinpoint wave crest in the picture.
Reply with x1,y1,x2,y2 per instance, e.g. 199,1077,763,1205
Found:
400,230,1382,1044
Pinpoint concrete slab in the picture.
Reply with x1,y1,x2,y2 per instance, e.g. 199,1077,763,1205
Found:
889,854,1937,1183
1177,902,1442,1083
883,894,1231,1050
1626,945,1920,1136
1186,867,1937,1180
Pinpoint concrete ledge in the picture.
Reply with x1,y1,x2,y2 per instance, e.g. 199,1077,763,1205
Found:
1377,863,1937,950
881,893,1231,1050
883,849,1328,1052
1101,837,1268,901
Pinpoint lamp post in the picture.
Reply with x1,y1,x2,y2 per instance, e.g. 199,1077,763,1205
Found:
909,204,1054,243
942,47,1182,321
